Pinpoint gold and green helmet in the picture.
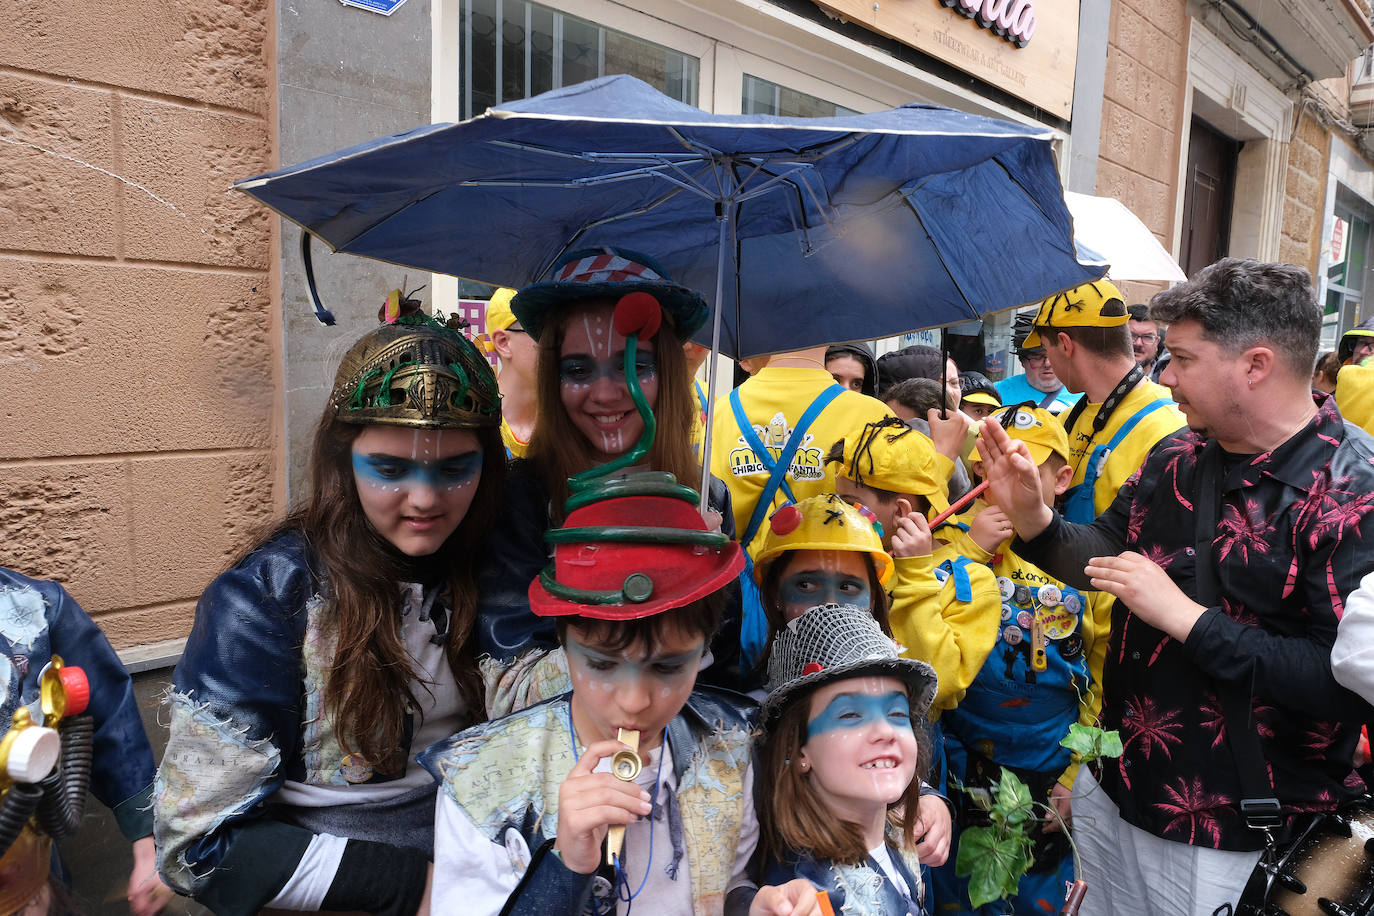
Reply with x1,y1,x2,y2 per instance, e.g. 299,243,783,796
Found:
329,314,501,429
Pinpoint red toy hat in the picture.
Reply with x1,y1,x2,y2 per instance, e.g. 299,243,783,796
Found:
529,490,744,619
527,293,743,619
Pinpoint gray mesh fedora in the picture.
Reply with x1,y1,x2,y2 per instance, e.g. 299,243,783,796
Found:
761,603,937,729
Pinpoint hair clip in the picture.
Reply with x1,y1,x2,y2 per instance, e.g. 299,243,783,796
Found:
853,503,883,537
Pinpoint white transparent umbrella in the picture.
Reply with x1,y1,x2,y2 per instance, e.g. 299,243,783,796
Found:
1065,191,1187,283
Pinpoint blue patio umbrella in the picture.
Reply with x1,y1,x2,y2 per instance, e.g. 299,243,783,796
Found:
236,74,1101,492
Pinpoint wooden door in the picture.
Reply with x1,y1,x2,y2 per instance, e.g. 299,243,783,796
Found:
1181,118,1239,278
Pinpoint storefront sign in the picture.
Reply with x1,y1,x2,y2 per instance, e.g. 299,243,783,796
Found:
810,0,1077,115
939,0,1036,47
1332,217,1349,265
338,0,410,15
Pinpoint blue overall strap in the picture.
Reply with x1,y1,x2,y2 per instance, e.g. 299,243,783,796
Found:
936,557,974,603
694,381,707,420
1063,398,1172,523
731,384,845,548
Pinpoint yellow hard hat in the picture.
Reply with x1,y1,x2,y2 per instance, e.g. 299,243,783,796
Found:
752,493,893,587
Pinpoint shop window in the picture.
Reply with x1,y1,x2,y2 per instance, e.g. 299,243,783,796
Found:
741,75,857,118
1326,207,1370,348
457,0,699,120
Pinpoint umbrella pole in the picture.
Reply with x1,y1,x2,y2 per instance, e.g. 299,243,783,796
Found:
939,327,949,420
698,208,730,513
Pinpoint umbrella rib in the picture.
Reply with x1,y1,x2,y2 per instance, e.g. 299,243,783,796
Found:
485,139,702,165
561,186,691,247
903,194,982,323
733,160,814,256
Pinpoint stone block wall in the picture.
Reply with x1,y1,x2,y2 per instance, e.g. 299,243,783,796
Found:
1280,110,1331,273
1096,0,1189,303
0,0,279,649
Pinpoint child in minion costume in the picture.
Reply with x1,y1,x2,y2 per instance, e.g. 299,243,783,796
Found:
820,418,1003,716
922,405,1110,915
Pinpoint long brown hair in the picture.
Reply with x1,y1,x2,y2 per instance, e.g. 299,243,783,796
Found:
758,683,930,867
525,298,698,520
244,409,504,775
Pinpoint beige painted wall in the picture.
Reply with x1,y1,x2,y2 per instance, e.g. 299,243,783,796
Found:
1281,111,1332,275
1095,0,1189,305
0,0,281,649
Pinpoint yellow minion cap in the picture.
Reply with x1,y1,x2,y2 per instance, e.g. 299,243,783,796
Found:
972,405,1071,466
485,287,519,333
961,390,1002,408
1337,364,1374,436
752,493,893,587
834,419,949,513
1022,279,1127,349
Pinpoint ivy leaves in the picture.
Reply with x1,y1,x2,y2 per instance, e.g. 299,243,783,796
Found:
1060,723,1123,764
953,725,1122,908
954,767,1036,907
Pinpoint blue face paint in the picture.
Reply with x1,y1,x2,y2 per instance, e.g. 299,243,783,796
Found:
564,638,704,687
779,566,871,619
351,451,482,492
806,690,911,739
558,351,657,387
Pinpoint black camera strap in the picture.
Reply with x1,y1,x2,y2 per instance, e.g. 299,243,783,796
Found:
1192,442,1282,834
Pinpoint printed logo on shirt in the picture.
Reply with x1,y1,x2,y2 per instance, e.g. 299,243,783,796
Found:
728,411,824,480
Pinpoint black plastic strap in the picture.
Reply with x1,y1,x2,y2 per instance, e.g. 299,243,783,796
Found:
300,229,336,326
1195,443,1281,831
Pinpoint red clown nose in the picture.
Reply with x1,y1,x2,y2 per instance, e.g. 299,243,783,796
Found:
613,292,662,340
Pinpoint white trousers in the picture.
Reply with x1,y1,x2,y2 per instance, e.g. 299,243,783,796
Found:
1072,770,1261,916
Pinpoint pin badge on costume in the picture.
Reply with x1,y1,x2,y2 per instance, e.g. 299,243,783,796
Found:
997,577,1015,600
1003,625,1023,646
1038,605,1078,640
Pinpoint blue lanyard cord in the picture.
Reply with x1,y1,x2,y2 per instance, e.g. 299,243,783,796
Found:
566,714,667,915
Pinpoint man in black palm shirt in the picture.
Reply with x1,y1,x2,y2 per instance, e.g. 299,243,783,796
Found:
977,258,1374,916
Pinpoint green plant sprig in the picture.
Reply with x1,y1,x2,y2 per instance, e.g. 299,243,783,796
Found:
953,724,1121,909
